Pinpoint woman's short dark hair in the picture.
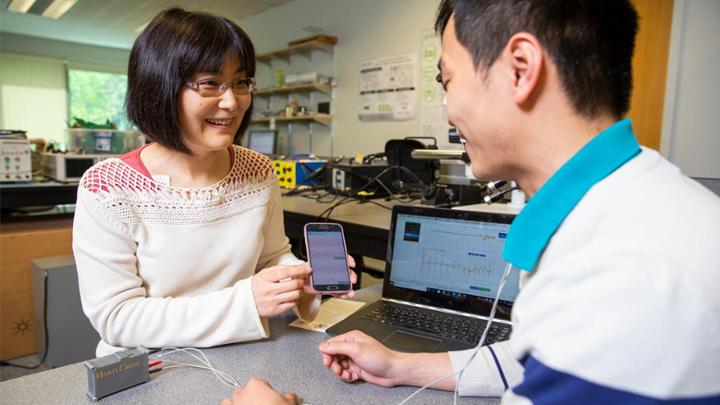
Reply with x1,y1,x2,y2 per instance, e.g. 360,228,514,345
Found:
126,8,255,154
435,0,638,119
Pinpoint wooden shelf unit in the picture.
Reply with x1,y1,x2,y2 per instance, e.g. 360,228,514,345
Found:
256,40,335,62
251,114,332,126
253,83,332,96
253,37,336,155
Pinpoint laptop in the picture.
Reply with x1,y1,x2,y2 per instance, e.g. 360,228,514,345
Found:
327,205,519,352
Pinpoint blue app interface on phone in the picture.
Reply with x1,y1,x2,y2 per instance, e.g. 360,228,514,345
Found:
308,230,348,286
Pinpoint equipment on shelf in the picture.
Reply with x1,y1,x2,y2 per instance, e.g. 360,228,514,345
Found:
285,71,335,86
43,153,116,182
326,159,393,198
404,129,489,206
384,137,438,193
0,132,32,182
274,159,327,188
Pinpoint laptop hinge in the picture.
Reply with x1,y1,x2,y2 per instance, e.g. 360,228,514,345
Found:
380,298,513,325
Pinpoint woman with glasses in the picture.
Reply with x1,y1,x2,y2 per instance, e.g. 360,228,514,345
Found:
72,7,354,357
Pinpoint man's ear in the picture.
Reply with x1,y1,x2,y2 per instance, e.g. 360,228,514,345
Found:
505,32,544,105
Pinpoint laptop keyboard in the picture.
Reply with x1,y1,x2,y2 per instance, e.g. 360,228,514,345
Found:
361,301,511,345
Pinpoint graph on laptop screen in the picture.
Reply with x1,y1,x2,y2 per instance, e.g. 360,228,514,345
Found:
389,213,520,304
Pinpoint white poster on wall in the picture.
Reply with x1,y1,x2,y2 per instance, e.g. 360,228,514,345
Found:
358,53,418,121
419,29,453,148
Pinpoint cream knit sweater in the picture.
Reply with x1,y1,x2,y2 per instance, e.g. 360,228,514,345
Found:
72,146,315,356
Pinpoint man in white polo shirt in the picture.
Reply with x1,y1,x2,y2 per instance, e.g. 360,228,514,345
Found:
225,0,720,403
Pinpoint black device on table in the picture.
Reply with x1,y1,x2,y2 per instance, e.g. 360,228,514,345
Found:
327,205,518,352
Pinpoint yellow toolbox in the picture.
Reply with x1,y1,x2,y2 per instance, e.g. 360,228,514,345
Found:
273,160,326,188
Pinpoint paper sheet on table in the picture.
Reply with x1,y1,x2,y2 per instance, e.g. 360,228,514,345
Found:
290,298,366,333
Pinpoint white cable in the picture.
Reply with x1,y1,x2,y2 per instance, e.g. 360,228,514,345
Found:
158,348,238,388
172,347,240,388
156,347,240,389
396,368,463,405
162,348,239,388
396,262,515,405
159,360,238,389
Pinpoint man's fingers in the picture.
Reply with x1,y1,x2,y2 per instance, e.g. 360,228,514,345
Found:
247,378,273,389
322,330,364,345
341,368,357,382
231,386,245,401
284,392,298,403
330,360,344,377
318,340,360,357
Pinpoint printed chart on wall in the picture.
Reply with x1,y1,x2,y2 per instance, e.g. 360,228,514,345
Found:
358,53,417,121
420,29,453,148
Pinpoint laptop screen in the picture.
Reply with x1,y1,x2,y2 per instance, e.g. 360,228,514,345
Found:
383,205,519,321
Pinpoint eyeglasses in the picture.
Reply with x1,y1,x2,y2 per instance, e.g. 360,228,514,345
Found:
435,72,447,91
185,78,256,97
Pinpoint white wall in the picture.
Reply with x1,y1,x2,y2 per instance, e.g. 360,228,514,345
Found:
241,0,720,176
0,53,67,143
239,0,442,156
661,0,720,178
0,33,130,144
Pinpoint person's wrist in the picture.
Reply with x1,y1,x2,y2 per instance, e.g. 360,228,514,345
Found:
391,352,453,389
389,351,415,386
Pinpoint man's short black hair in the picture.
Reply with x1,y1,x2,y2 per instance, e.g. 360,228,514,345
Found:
435,0,638,119
126,8,255,154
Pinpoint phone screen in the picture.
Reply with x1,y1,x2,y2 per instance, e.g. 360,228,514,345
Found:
306,224,350,289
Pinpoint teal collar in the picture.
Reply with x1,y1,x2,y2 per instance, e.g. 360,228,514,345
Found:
502,118,641,271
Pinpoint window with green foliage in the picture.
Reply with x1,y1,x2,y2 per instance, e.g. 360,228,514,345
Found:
68,69,131,129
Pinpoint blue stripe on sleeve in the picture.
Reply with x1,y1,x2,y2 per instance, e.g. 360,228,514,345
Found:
514,355,720,404
487,345,509,390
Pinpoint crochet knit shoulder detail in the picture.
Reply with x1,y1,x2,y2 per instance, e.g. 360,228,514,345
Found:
80,146,273,193
79,146,276,225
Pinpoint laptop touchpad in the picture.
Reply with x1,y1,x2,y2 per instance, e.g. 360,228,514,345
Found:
383,331,442,352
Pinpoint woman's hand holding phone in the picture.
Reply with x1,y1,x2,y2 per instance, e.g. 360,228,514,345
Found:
251,264,311,317
304,255,357,299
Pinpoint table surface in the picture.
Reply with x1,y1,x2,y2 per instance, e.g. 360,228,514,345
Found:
0,285,497,405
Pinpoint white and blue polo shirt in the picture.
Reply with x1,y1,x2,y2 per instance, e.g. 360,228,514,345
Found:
451,119,720,403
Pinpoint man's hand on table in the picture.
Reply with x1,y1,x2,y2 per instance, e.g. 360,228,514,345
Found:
221,378,298,405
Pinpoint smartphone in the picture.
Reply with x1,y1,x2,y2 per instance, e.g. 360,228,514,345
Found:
304,222,352,293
